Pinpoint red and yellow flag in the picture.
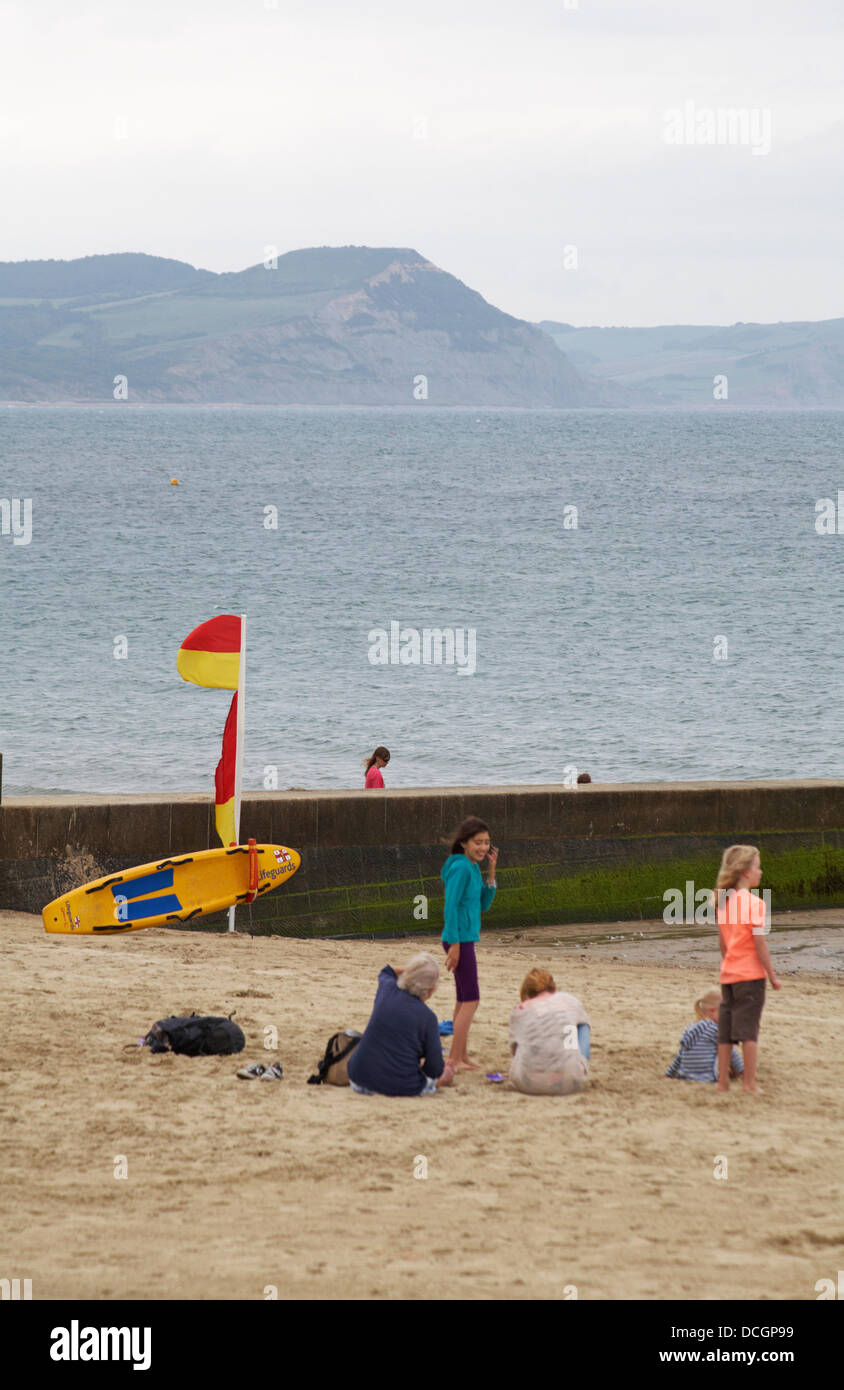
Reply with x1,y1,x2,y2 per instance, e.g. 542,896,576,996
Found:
178,615,244,848
214,692,238,847
177,615,241,690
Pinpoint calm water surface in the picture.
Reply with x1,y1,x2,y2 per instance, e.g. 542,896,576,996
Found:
1,406,842,794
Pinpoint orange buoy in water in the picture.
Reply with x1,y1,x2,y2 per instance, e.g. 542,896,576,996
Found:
170,478,179,486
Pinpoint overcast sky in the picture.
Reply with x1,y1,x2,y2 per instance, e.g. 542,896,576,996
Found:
1,0,842,325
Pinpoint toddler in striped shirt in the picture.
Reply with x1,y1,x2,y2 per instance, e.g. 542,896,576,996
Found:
665,989,743,1084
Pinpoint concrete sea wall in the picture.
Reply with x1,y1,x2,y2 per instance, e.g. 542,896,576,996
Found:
2,781,844,936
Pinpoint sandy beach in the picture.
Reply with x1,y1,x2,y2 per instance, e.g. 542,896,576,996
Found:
2,909,842,1301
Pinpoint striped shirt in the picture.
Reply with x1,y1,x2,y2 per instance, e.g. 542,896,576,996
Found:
665,1018,743,1084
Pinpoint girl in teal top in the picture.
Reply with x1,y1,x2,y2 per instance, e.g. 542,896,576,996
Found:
441,816,498,1070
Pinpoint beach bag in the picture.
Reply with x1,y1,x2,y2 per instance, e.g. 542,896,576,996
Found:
307,1029,362,1086
143,1014,245,1056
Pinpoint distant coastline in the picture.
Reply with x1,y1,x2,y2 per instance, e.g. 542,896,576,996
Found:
3,248,843,408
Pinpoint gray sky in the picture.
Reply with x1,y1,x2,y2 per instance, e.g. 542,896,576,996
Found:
1,0,842,325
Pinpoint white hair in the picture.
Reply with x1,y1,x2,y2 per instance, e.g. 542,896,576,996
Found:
398,952,440,999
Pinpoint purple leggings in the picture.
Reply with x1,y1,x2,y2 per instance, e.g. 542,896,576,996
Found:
443,940,479,1002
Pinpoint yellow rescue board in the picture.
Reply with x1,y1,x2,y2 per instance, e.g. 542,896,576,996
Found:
42,843,301,935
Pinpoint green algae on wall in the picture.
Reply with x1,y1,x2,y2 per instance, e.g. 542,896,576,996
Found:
220,835,844,938
7,785,838,936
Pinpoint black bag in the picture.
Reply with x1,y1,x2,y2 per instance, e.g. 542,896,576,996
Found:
143,1013,245,1056
307,1029,362,1085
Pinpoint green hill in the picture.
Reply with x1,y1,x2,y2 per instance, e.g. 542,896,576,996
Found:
0,247,598,406
0,252,213,301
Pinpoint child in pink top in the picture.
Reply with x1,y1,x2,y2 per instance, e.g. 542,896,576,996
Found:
364,746,390,788
714,844,781,1094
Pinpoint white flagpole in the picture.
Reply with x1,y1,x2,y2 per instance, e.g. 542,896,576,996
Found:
227,612,247,934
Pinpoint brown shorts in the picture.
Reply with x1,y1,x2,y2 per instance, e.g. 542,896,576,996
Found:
719,978,766,1043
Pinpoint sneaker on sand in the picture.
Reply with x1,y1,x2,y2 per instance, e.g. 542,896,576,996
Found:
259,1062,284,1081
237,1062,266,1080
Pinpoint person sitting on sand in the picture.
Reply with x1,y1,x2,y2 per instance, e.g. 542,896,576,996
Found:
508,968,590,1095
665,988,743,1084
347,953,455,1097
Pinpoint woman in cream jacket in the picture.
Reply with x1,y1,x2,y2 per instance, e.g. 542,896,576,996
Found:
508,968,590,1095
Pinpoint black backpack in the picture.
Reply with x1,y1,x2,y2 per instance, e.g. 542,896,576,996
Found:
307,1029,362,1085
143,1014,245,1056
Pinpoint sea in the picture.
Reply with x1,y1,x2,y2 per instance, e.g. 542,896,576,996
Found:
1,405,842,796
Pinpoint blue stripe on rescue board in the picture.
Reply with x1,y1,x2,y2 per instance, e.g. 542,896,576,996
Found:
110,869,181,922
118,894,182,922
111,869,175,900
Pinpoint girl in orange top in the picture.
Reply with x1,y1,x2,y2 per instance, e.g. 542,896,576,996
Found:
715,845,781,1094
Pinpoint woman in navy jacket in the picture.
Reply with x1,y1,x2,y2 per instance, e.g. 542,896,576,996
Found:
348,953,456,1096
